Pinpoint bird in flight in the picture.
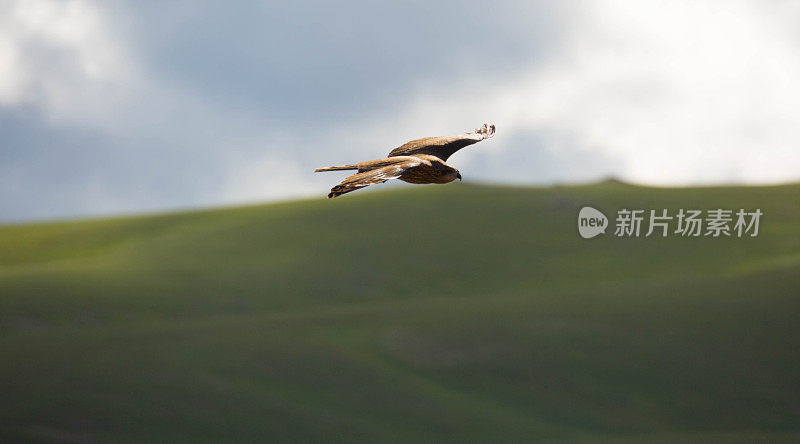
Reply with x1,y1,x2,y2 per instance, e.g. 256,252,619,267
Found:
315,123,496,198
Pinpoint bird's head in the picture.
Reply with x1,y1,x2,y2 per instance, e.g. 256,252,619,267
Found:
456,171,462,181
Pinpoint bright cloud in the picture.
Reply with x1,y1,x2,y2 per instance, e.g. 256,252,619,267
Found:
524,0,800,184
0,0,136,122
373,0,800,185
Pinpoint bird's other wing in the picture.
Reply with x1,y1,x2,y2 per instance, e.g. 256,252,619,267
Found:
387,123,495,161
327,158,422,198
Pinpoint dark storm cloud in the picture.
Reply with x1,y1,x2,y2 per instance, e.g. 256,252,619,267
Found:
126,0,562,123
0,108,109,220
0,107,233,220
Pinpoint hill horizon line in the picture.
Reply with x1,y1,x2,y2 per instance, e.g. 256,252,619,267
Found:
3,178,799,227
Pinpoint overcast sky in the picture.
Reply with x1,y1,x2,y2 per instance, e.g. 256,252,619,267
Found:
2,0,799,221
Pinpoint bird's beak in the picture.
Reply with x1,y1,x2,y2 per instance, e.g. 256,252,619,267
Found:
456,172,462,181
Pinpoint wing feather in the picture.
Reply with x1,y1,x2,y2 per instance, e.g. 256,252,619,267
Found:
387,124,495,161
327,158,421,198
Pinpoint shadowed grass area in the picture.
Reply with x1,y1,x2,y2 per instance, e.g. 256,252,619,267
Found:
1,181,799,442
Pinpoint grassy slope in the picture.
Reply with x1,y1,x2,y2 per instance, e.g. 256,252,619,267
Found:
0,182,799,442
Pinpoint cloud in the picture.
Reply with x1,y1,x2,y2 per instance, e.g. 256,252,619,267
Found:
0,0,137,122
0,0,314,220
365,0,800,185
525,0,800,184
221,156,322,204
1,0,799,222
0,0,566,221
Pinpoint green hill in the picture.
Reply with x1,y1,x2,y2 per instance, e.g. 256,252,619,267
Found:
1,182,799,442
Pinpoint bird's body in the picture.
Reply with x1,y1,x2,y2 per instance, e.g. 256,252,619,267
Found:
315,124,495,198
395,155,460,185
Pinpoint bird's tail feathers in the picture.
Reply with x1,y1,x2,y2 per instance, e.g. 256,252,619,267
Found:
314,165,358,172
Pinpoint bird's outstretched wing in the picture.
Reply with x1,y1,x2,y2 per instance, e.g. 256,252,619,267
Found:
327,158,421,198
387,123,495,161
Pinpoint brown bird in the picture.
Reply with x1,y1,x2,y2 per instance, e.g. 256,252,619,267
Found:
315,124,496,198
